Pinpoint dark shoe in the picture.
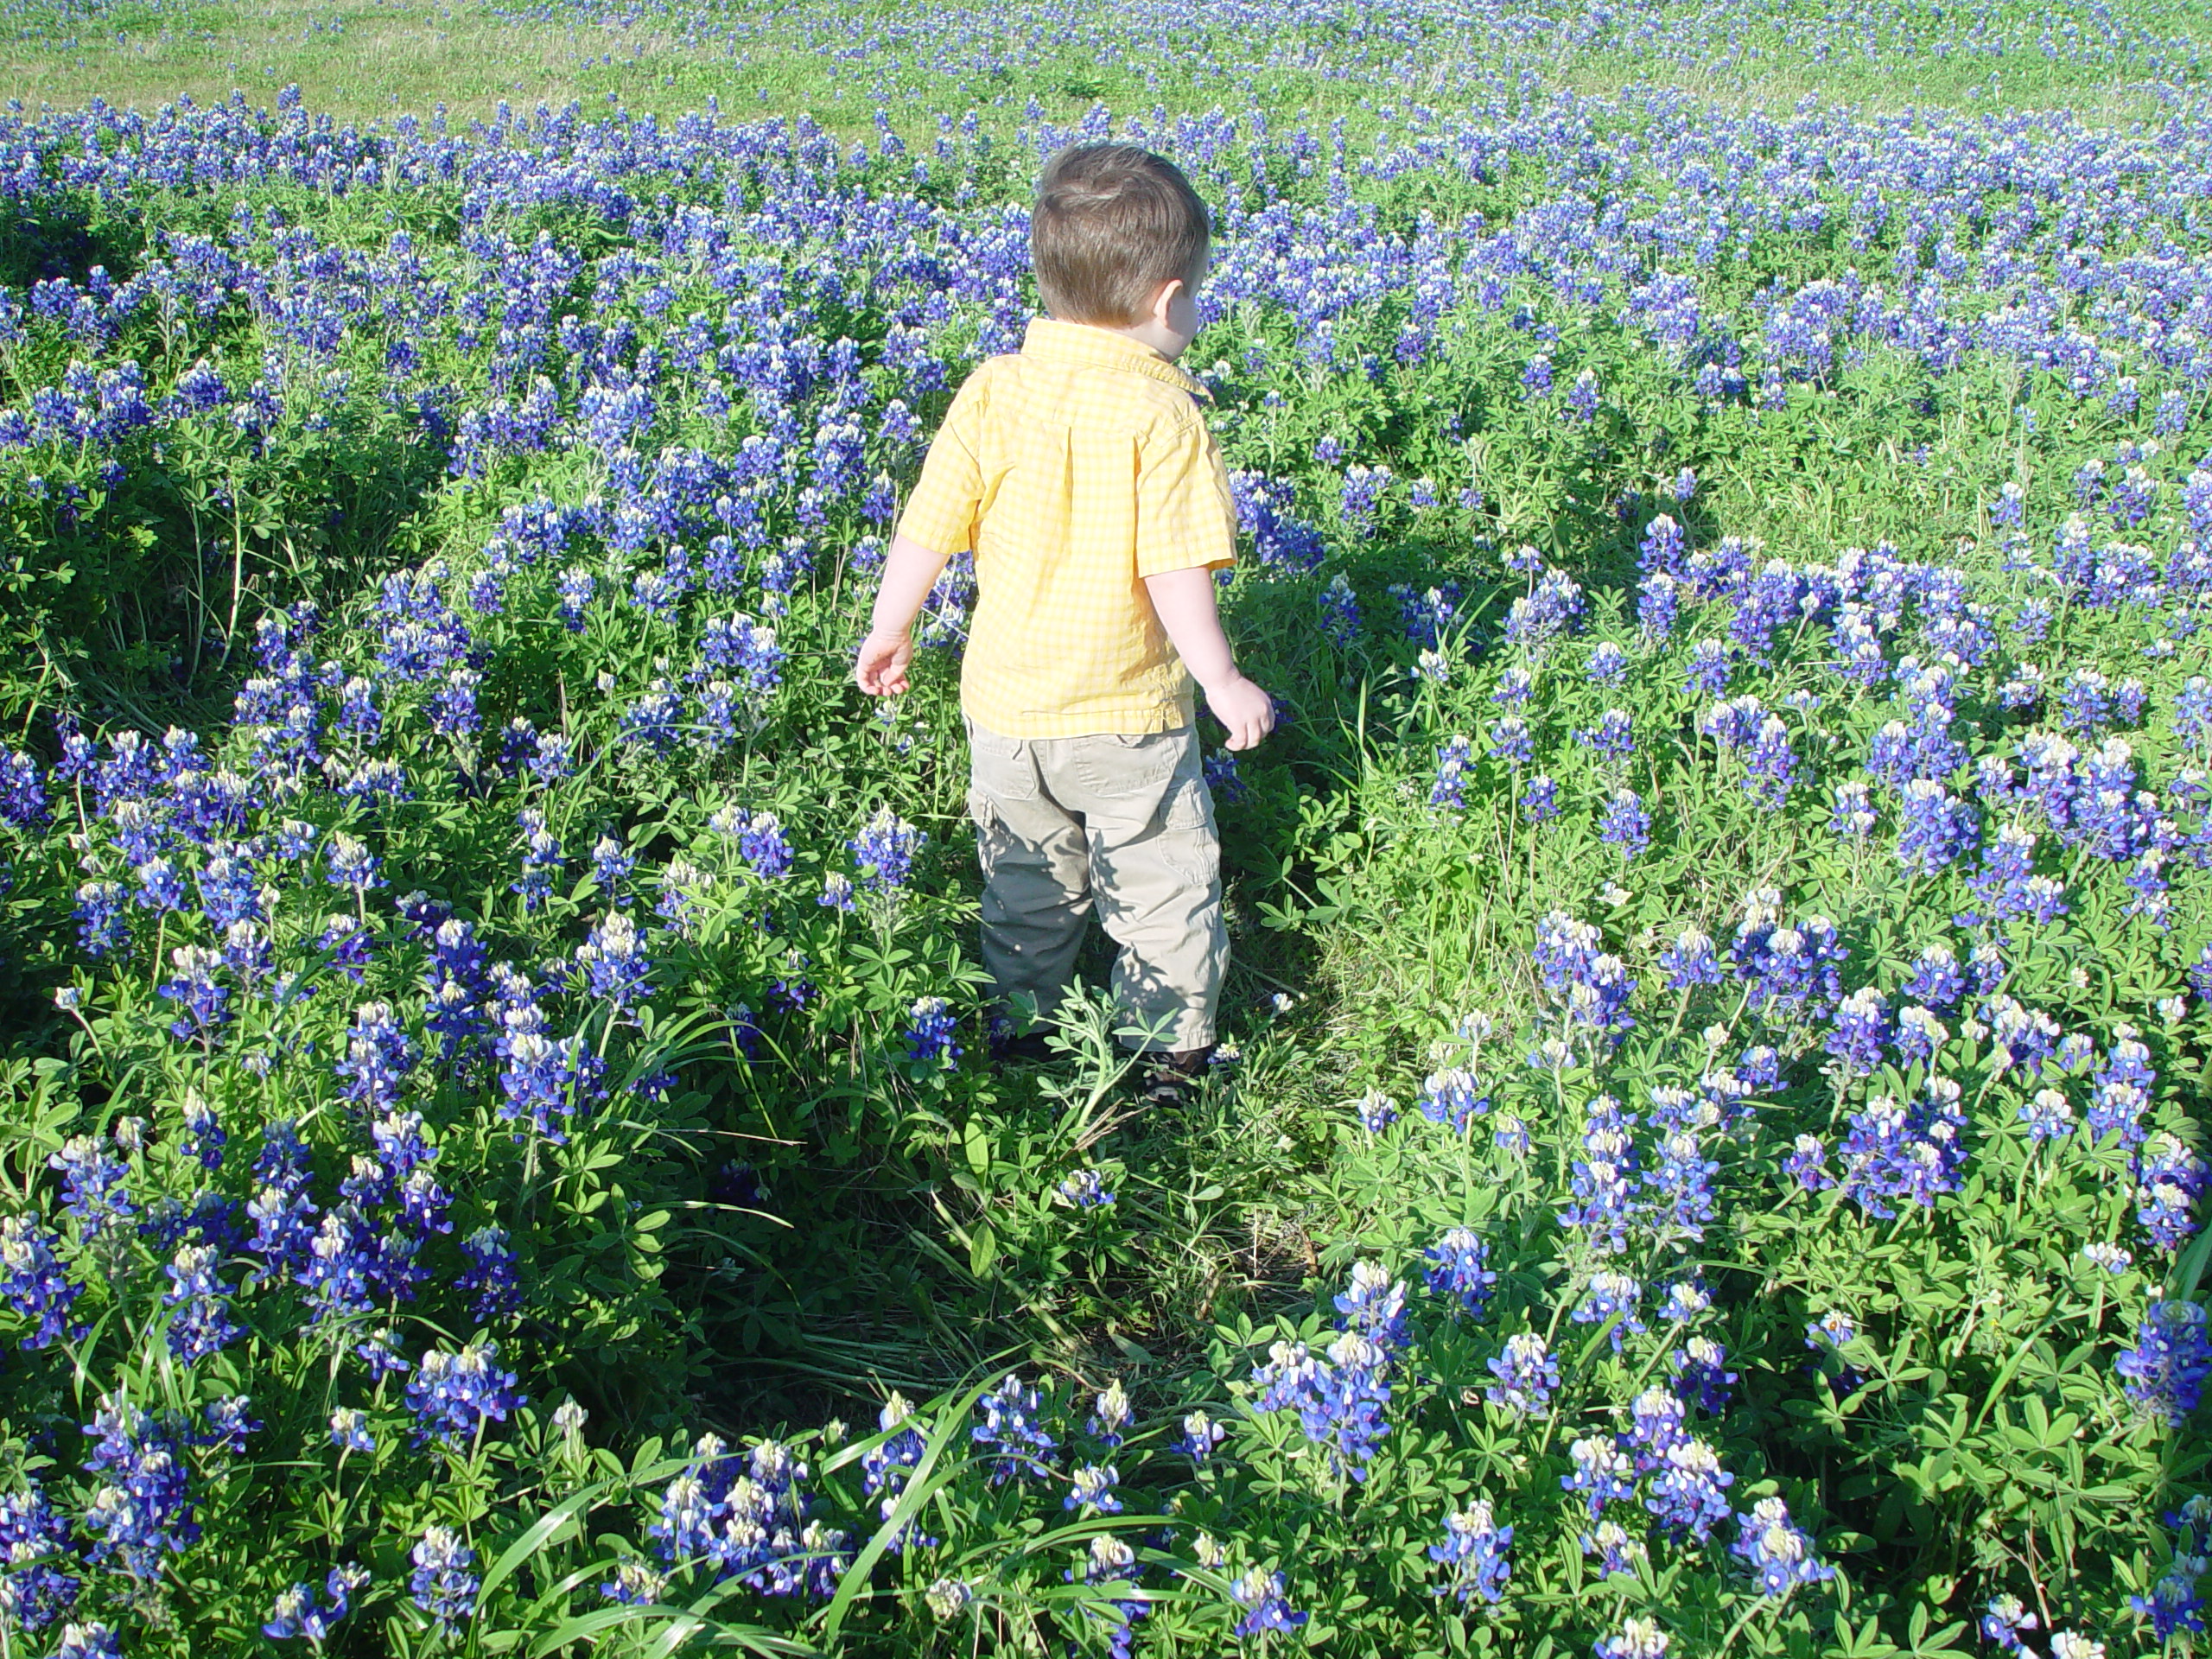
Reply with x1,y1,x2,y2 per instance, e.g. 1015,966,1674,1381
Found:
989,1031,1056,1067
1136,1044,1214,1107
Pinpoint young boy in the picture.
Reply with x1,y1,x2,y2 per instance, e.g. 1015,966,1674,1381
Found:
852,143,1274,1099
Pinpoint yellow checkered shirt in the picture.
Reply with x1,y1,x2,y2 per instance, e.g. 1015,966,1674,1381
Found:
896,317,1239,739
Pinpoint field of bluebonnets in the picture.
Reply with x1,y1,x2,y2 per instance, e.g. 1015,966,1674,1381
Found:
3,0,2212,1653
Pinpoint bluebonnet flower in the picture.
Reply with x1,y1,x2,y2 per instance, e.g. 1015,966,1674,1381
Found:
458,1226,522,1322
1628,1384,1688,1467
335,1001,416,1114
1431,735,1474,810
1422,1229,1496,1319
131,855,188,915
1573,1272,1645,1351
2137,1133,2207,1253
1587,641,1628,683
1566,368,1601,420
1684,639,1732,697
1055,1169,1115,1209
577,912,654,1014
1647,1124,1719,1243
1901,1006,1955,1067
1064,1464,1122,1515
2088,1034,2155,1145
1,1214,84,1348
158,946,231,1044
1319,575,1361,646
1656,1279,1713,1323
326,832,384,893
264,1565,367,1643
1596,1616,1673,1659
1335,1261,1411,1355
1580,1520,1647,1580
73,880,129,958
1418,1067,1488,1132
858,1394,932,1551
1728,912,1847,1018
0,748,47,828
617,682,683,753
1645,1435,1734,1541
1430,1500,1512,1604
1825,988,1890,1074
1492,668,1535,707
1835,1078,1969,1217
1230,1568,1307,1639
1251,1332,1393,1478
1599,790,1650,858
1897,779,1979,874
590,836,635,901
1085,1380,1132,1448
1575,709,1636,762
2116,1299,2212,1427
50,1135,133,1243
1742,715,1797,805
1504,572,1586,651
1983,1596,2040,1656
80,1397,199,1575
162,1243,241,1363
2130,1497,2211,1640
1638,572,1680,639
1356,1090,1400,1134
971,1373,1057,1484
1829,780,1878,842
329,1408,375,1454
48,1623,122,1659
405,1340,525,1446
1485,717,1534,766
410,1525,479,1631
1561,1096,1642,1252
1658,927,1723,988
177,1096,226,1173
1063,1533,1146,1658
1640,513,1687,576
1671,1337,1738,1413
849,808,923,897
512,809,563,911
496,1007,594,1145
0,1478,80,1632
1732,1498,1834,1596
2019,1089,2075,1143
1562,1435,1637,1521
1176,1411,1225,1462
902,996,960,1071
817,873,856,912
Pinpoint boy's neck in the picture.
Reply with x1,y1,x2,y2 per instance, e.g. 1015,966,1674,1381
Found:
1052,314,1190,363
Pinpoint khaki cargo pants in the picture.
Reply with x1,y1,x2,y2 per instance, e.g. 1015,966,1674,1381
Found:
964,717,1227,1052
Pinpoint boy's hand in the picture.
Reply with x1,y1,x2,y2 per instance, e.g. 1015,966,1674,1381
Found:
1205,671,1275,751
855,629,914,696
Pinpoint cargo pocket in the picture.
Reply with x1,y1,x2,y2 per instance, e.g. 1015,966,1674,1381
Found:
1160,775,1221,892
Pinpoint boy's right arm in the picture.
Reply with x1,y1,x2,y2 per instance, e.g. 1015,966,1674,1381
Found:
857,372,986,696
855,532,951,696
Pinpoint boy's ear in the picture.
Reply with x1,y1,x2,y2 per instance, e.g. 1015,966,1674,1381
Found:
1151,276,1185,327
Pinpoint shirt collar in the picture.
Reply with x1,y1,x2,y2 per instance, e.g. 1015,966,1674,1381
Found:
1020,317,1210,399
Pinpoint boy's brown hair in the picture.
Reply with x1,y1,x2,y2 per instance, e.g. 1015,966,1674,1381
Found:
1031,143,1211,328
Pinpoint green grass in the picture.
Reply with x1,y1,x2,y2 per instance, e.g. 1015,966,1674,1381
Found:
6,0,2208,133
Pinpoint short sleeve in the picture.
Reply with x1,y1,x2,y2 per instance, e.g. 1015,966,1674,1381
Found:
896,369,990,556
1134,410,1239,579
